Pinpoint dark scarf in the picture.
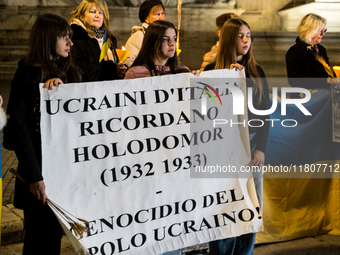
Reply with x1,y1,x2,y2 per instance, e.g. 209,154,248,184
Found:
88,26,106,39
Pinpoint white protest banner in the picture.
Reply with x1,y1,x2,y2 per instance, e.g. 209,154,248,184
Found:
40,69,263,255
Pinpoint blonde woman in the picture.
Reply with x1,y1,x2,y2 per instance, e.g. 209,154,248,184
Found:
286,13,333,97
70,0,127,81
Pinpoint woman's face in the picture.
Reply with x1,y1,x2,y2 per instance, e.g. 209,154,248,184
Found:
55,35,73,58
145,7,165,24
81,4,103,29
236,24,251,61
311,26,326,45
160,28,176,61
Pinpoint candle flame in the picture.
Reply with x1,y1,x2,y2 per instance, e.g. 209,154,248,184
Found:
122,46,126,51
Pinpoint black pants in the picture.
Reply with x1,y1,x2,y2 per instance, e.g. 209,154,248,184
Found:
23,203,63,255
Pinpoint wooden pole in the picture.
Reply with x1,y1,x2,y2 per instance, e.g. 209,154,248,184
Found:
177,0,182,50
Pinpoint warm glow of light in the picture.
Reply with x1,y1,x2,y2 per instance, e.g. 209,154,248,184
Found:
116,47,130,62
333,66,340,78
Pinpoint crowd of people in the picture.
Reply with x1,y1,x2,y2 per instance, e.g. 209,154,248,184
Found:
2,0,337,254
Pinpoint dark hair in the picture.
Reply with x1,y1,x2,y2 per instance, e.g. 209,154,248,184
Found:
131,20,179,74
26,13,81,82
215,13,238,30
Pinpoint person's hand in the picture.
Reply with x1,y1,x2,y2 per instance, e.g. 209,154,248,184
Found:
0,95,3,107
191,70,200,76
43,78,63,90
249,150,265,168
116,62,128,78
327,77,340,88
29,180,47,205
230,63,245,71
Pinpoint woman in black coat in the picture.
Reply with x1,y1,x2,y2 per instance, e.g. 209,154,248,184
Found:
69,0,127,82
5,14,81,254
286,13,333,97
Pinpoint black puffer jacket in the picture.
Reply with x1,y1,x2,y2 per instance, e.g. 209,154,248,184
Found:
71,23,120,82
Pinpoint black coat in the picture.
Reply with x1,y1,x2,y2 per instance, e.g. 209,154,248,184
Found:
5,59,46,209
286,37,331,89
71,24,120,82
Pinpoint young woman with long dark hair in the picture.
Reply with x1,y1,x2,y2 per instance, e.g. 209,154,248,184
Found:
124,20,195,255
5,13,81,254
125,20,191,79
124,0,166,67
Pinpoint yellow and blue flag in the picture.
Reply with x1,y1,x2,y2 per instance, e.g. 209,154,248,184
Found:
99,30,111,63
257,88,340,244
265,89,340,166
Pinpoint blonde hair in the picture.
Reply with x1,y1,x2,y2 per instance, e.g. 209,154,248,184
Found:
297,13,327,45
70,0,110,33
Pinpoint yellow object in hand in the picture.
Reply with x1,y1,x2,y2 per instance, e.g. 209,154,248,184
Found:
116,49,130,63
333,66,340,78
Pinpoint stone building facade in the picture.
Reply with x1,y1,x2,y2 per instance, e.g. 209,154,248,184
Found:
0,0,340,79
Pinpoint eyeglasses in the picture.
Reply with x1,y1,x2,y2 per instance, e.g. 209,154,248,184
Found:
320,29,327,36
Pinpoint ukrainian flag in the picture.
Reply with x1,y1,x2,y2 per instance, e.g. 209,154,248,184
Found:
257,88,340,244
99,30,111,63
265,88,340,166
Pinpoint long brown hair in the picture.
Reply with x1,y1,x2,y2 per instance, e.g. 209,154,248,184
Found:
131,20,179,74
215,18,264,102
26,13,81,82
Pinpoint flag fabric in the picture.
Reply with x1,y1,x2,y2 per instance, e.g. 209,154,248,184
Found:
256,88,340,244
265,88,340,166
99,30,111,63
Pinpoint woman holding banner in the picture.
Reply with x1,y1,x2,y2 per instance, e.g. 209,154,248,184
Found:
70,0,127,81
204,18,270,255
4,14,81,254
124,20,191,79
124,20,192,255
